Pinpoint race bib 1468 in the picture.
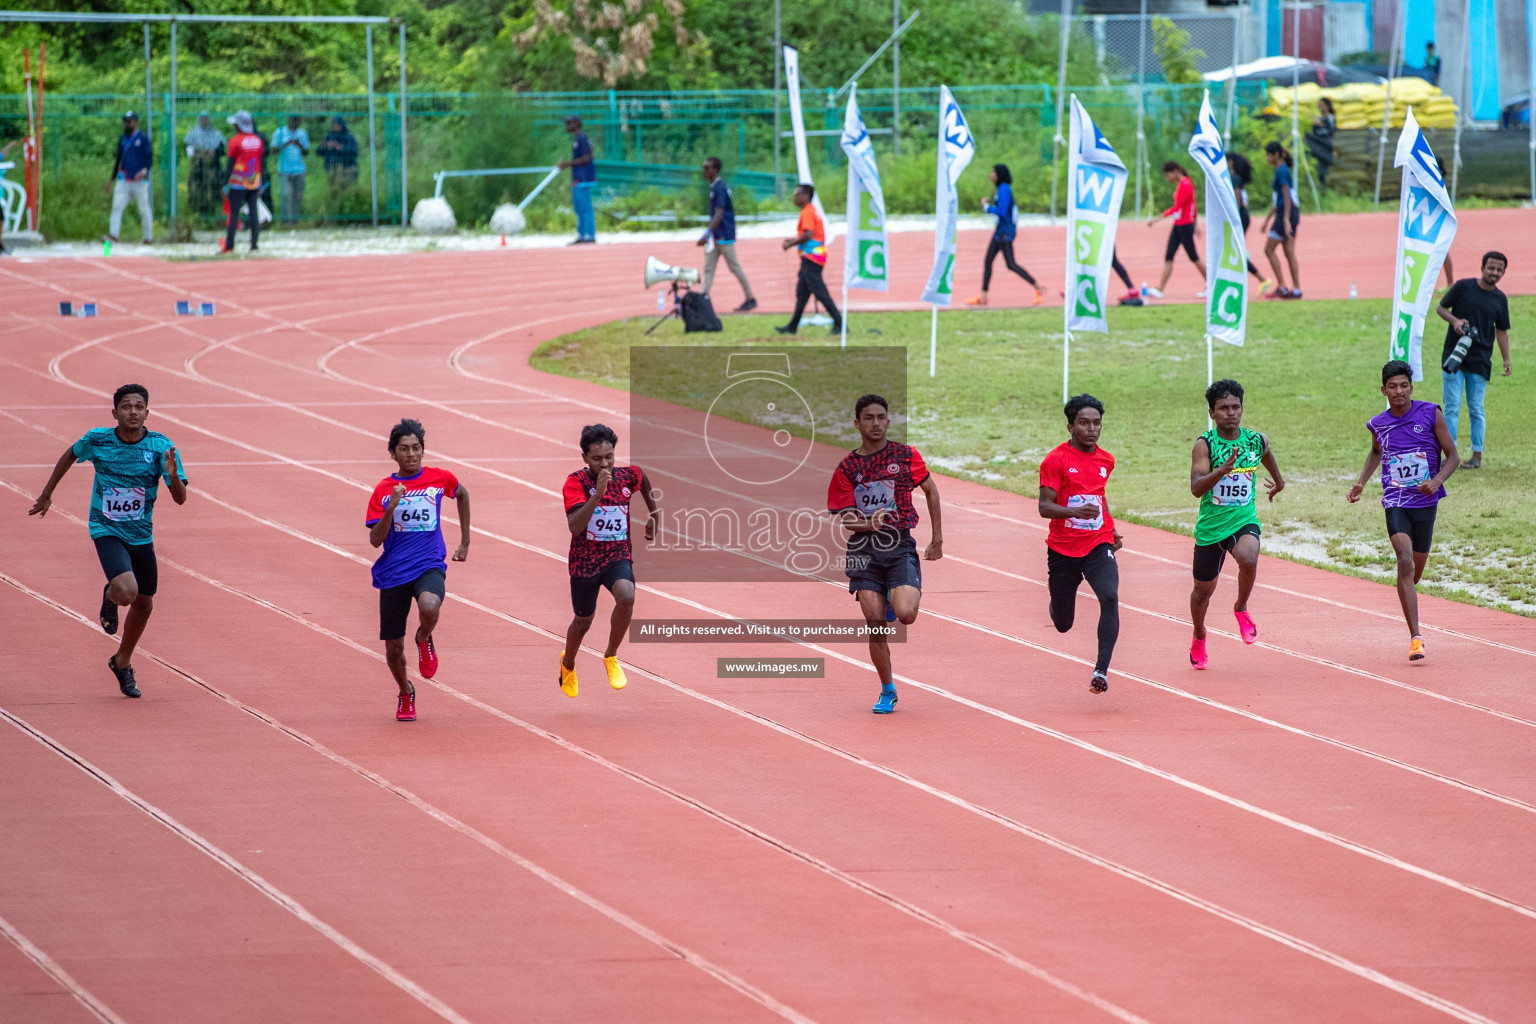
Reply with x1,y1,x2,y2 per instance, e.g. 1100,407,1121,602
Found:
101,486,146,521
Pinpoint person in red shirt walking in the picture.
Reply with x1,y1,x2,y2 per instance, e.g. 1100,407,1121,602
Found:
560,423,659,698
775,184,842,335
221,110,266,254
1144,161,1205,299
1038,394,1123,693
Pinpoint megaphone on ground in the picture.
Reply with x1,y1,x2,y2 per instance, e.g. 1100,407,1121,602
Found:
645,256,701,288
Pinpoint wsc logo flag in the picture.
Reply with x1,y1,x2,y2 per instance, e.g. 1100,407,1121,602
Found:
1186,92,1247,347
840,85,889,292
920,86,974,306
1389,108,1457,380
1064,96,1127,333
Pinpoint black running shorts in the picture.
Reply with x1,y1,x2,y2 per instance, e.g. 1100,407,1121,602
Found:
1192,522,1262,583
845,529,922,596
1385,505,1437,554
570,559,634,618
378,569,446,641
93,536,158,597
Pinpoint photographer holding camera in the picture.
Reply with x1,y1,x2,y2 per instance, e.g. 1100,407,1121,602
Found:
1435,251,1511,469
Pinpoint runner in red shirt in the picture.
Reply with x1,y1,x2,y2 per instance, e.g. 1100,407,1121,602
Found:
560,423,658,698
827,394,944,714
365,419,471,722
1038,394,1123,693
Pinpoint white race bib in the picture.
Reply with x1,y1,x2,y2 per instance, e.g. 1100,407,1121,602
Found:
1387,452,1430,488
586,505,629,542
101,486,146,521
853,480,896,515
393,493,439,533
1065,493,1103,530
1211,472,1254,507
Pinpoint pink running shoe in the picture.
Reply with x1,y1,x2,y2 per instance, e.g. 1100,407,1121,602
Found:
1190,635,1208,669
1235,610,1258,645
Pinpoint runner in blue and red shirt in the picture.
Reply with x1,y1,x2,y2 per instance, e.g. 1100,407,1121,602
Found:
560,424,658,699
827,394,944,715
365,418,471,721
1347,361,1459,662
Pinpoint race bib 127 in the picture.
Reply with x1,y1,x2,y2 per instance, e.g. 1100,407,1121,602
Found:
1387,452,1430,487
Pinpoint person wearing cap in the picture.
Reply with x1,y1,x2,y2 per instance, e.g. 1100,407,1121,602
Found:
221,111,266,254
107,111,154,245
183,113,225,219
558,115,596,245
270,114,310,225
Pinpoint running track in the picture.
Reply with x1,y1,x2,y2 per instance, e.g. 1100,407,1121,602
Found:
3,211,1536,1024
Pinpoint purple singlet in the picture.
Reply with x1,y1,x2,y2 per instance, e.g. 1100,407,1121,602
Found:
1368,400,1445,509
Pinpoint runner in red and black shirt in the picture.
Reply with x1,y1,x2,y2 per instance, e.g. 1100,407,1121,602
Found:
827,394,943,714
1038,394,1122,694
560,423,658,698
365,419,471,722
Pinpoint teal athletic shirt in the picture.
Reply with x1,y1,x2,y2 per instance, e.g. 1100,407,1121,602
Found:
71,427,186,545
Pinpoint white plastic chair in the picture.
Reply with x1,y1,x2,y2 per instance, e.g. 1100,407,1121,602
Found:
0,173,26,234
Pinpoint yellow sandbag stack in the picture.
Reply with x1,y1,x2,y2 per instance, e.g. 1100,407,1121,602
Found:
1265,77,1458,129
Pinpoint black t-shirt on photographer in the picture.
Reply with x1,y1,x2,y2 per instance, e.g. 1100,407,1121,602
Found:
1439,278,1509,378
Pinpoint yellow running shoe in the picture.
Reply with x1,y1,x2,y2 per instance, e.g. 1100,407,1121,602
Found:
1409,635,1426,661
605,656,628,690
557,650,578,698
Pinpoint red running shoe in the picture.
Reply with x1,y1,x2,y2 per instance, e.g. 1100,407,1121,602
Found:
417,635,438,678
396,688,417,722
1190,635,1208,669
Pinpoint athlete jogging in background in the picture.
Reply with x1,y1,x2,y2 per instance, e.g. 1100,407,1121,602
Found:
1038,394,1122,693
827,394,943,714
561,424,658,698
1144,161,1206,300
28,384,187,698
1347,360,1459,661
1188,379,1285,669
365,419,470,722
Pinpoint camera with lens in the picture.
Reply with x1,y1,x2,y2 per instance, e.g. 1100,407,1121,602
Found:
1442,322,1478,374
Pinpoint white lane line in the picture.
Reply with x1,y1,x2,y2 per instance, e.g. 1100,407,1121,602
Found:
1,476,1506,1024
0,571,822,1024
0,709,477,1024
0,913,128,1024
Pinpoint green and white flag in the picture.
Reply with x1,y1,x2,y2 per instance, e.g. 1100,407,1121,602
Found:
1186,91,1248,347
840,86,888,292
1064,96,1127,333
1390,108,1457,380
920,86,974,306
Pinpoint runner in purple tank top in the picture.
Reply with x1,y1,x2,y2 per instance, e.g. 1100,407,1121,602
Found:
1346,360,1460,661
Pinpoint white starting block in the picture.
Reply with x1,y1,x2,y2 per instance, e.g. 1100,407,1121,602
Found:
58,302,98,318
175,300,216,317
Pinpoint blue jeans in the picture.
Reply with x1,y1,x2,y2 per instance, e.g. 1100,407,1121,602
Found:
1441,369,1487,452
572,182,595,240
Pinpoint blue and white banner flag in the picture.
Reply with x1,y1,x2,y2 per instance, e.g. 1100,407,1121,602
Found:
840,86,888,292
920,85,974,306
1390,108,1457,380
1064,96,1127,333
782,46,825,222
1186,91,1248,347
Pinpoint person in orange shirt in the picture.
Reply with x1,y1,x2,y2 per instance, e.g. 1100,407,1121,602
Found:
775,184,841,335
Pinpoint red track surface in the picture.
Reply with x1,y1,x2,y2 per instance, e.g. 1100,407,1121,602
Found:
4,211,1536,1024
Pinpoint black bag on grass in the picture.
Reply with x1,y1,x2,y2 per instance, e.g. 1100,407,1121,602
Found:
681,291,722,333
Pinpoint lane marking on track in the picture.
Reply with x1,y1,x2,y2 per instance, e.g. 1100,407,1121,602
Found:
0,711,478,1024
0,571,823,1024
0,913,128,1024
1,479,1513,1023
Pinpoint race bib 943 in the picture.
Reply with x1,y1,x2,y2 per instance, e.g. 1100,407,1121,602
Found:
586,505,629,542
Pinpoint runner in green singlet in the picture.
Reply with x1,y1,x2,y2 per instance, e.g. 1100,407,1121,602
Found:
1188,380,1285,669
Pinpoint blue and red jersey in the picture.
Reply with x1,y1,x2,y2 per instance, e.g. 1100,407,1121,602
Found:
365,466,460,589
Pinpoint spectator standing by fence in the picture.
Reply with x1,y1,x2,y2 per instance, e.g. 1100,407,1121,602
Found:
222,111,265,254
560,115,596,244
1306,97,1336,191
319,117,359,191
183,113,224,219
271,115,309,225
1424,42,1441,86
107,111,153,245
1435,252,1512,469
698,157,757,312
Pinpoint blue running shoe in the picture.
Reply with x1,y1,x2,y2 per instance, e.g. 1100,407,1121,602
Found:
872,688,898,714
